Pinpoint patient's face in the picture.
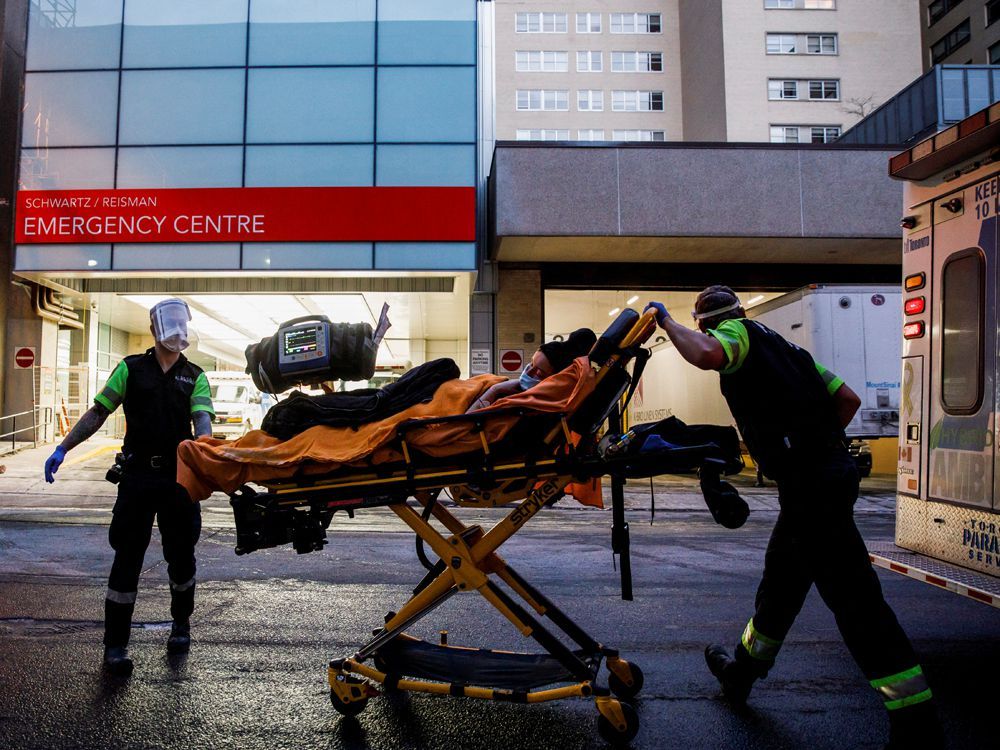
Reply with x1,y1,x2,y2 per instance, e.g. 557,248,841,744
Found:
526,351,555,380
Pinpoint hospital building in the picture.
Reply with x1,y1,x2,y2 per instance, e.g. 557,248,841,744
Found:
0,1,983,452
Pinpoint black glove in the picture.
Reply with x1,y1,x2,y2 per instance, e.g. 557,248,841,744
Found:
700,474,749,529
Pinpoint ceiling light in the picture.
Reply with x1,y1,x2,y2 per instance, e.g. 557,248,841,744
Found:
746,295,765,306
626,295,639,305
87,259,98,267
609,307,620,316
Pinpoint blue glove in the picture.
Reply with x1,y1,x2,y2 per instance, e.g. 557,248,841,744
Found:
644,301,669,326
44,446,66,483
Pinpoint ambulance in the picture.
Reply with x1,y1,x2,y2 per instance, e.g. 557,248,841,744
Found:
868,101,1000,608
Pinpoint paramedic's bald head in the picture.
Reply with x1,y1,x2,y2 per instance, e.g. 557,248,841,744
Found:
694,286,745,332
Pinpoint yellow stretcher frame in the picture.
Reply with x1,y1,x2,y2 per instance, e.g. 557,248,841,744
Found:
232,311,659,745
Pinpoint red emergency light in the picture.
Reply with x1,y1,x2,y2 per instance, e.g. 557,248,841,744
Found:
903,321,925,339
904,297,925,315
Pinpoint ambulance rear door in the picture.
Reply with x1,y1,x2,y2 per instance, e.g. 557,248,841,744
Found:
927,175,997,510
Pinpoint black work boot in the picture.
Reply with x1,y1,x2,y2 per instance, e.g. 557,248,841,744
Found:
705,644,757,705
885,701,945,750
103,646,134,676
167,620,191,654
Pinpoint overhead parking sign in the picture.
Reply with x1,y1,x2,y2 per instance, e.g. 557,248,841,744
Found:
14,347,35,369
499,349,523,375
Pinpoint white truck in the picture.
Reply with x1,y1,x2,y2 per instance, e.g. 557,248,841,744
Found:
866,101,1000,608
205,371,265,439
628,284,902,476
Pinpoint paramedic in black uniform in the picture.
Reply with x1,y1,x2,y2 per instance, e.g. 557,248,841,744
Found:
44,298,214,676
644,287,943,749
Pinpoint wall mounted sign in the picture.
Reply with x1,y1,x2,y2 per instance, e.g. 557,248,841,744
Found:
15,187,475,244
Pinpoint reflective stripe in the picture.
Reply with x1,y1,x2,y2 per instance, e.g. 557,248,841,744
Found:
741,618,781,662
97,386,123,408
815,362,845,396
190,396,212,407
170,576,196,592
106,588,137,604
871,665,933,710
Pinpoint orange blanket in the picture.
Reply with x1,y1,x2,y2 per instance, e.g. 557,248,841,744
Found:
176,357,600,504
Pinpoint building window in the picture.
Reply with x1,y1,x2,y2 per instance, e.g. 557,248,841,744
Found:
515,50,569,72
577,89,604,111
768,79,799,99
928,0,965,26
516,129,570,141
576,13,601,33
987,0,1000,26
611,51,664,71
610,13,661,34
612,129,666,141
930,18,971,63
577,50,603,72
808,79,840,99
578,129,605,141
770,126,800,143
765,0,835,8
612,90,664,111
515,89,568,111
766,34,797,53
941,250,984,413
515,12,568,33
990,41,1000,64
811,125,841,142
807,34,837,53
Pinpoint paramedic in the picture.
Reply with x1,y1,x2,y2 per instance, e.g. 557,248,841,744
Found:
644,287,943,749
43,298,214,676
466,328,596,412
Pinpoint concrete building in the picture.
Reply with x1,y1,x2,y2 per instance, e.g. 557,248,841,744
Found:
494,0,923,143
920,0,1000,66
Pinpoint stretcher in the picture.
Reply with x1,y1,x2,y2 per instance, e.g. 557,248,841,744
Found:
222,309,744,746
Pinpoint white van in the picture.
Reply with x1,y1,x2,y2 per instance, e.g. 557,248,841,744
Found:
205,371,265,438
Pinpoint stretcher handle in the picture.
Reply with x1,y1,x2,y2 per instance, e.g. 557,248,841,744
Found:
396,407,539,436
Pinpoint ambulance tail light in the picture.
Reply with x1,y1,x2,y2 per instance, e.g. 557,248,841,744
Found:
904,272,925,291
904,297,925,316
903,321,925,339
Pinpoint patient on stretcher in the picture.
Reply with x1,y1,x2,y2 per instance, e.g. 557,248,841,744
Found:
466,328,596,413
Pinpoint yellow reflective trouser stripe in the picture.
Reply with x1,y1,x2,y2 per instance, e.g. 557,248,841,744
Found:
741,618,781,661
870,665,933,710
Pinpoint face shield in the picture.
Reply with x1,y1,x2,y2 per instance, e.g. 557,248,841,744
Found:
150,298,192,352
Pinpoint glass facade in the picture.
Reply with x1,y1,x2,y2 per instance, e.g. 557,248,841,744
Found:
17,0,478,272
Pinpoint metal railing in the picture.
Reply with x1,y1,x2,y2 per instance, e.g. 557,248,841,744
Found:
0,407,53,454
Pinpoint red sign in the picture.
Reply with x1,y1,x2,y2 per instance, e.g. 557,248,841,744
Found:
14,347,35,369
500,349,523,373
15,187,475,244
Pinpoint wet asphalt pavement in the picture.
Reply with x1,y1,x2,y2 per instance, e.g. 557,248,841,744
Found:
0,452,996,749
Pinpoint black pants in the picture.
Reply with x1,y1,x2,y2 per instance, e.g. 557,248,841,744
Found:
742,448,918,683
104,472,202,648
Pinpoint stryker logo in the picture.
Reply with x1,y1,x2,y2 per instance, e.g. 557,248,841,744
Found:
963,518,1000,570
510,480,563,527
906,236,929,253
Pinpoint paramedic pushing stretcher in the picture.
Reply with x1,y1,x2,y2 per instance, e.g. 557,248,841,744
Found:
43,299,214,676
645,287,943,749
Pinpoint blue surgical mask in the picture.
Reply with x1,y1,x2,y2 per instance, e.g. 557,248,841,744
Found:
519,365,542,390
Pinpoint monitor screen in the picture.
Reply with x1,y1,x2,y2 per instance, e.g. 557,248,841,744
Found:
284,327,319,356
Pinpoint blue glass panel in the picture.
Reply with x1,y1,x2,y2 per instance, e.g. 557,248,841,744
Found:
15,244,112,272
27,0,122,71
22,72,119,147
20,148,115,190
377,68,475,143
941,68,967,122
967,70,991,117
375,242,475,270
378,0,475,65
119,70,245,145
122,0,247,68
117,147,244,188
243,243,373,270
113,243,241,270
249,0,375,65
245,146,373,186
247,68,374,143
376,145,474,186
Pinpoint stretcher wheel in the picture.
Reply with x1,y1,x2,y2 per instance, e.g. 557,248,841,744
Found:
329,677,370,717
597,700,639,746
608,662,644,700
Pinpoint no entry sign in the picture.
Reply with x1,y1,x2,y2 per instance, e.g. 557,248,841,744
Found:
499,349,523,374
14,347,35,369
